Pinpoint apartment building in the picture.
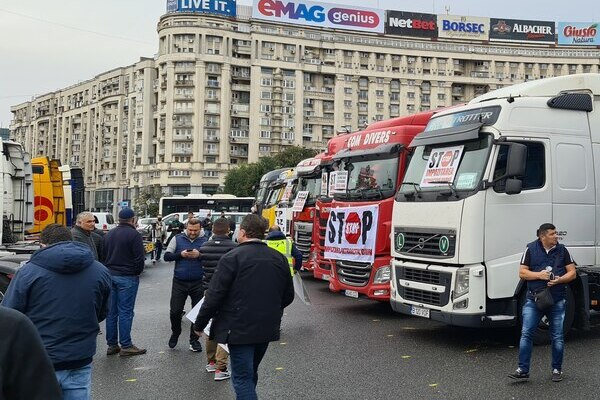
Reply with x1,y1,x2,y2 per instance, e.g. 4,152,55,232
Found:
10,5,600,212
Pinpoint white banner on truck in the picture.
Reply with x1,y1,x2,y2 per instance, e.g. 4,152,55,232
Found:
292,191,310,212
324,205,379,263
321,172,329,196
420,145,464,187
275,207,288,235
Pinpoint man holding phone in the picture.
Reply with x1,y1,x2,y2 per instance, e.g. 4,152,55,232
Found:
164,218,207,352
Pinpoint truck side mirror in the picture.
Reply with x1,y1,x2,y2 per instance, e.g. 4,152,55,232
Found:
505,142,527,178
505,178,523,195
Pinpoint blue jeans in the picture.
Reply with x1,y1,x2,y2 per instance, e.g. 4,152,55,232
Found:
229,343,270,400
518,298,566,372
106,275,140,348
55,363,92,400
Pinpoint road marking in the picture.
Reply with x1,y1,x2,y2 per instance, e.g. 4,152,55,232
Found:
465,349,478,353
387,334,394,337
275,367,284,371
401,355,411,359
125,379,137,382
429,383,438,387
280,342,287,345
372,319,380,322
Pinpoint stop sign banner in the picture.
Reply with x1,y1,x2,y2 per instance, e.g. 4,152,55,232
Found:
324,205,379,263
420,145,464,187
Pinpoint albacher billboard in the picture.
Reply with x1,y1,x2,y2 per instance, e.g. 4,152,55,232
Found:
438,14,489,41
558,22,599,45
489,18,555,43
252,0,385,34
167,0,237,17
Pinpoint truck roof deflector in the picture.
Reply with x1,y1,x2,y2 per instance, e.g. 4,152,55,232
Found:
409,123,483,148
333,143,404,160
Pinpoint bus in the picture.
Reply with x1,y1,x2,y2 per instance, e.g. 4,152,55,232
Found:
158,194,254,216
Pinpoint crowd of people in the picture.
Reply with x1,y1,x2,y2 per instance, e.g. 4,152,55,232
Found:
0,208,296,400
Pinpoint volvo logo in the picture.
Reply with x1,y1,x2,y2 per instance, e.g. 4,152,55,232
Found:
417,237,425,249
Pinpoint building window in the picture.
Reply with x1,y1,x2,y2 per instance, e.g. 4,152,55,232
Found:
260,91,272,100
260,130,271,139
170,185,191,195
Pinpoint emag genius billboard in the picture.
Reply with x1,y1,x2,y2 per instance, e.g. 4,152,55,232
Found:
167,0,237,17
558,22,600,45
490,18,555,43
252,0,384,34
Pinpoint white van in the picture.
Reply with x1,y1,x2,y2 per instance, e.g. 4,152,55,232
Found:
92,212,116,232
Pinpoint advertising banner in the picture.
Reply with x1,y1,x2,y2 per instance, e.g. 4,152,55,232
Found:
324,205,379,263
167,0,237,17
275,207,288,235
489,18,555,43
252,0,384,33
385,10,437,38
438,14,489,40
558,22,600,45
292,191,310,212
420,146,464,187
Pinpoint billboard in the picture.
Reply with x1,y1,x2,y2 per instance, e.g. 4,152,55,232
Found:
385,11,437,39
438,14,489,40
167,0,237,17
252,0,385,34
490,18,555,43
557,22,600,46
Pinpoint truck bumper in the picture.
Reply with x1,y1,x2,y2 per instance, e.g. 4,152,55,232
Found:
328,257,391,301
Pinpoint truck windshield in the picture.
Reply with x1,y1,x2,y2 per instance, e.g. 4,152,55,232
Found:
336,155,399,201
294,175,321,205
397,133,492,202
255,182,270,205
265,186,284,207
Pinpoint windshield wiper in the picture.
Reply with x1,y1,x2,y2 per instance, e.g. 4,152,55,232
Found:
428,181,459,198
401,182,422,198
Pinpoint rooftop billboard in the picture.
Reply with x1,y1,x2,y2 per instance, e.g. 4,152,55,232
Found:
557,22,599,46
385,11,437,39
252,0,384,34
167,0,237,17
438,14,490,41
489,18,555,43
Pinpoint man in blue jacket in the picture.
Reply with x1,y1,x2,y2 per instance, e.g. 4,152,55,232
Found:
2,224,111,399
104,208,147,357
164,217,207,352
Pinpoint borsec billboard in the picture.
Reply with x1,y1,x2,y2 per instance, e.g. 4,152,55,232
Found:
167,0,237,17
558,22,599,46
252,0,384,34
385,11,437,39
438,14,489,40
490,18,555,43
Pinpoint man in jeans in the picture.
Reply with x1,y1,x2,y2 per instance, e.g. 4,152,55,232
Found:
104,208,147,357
194,214,294,399
509,223,576,382
2,224,111,399
164,218,207,352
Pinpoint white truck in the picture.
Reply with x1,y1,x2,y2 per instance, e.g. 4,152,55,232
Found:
391,74,600,341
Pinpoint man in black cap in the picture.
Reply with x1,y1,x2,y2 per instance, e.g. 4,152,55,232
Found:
103,208,147,357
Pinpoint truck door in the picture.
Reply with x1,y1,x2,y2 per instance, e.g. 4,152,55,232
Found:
552,137,595,265
484,138,551,300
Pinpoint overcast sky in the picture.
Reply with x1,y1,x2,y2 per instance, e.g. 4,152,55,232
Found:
1,0,599,128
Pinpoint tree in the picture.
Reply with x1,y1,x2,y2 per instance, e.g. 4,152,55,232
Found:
133,187,162,217
223,147,319,197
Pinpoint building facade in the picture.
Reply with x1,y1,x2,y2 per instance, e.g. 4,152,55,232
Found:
10,5,600,212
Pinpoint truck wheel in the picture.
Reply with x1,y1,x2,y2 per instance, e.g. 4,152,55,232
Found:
518,287,575,345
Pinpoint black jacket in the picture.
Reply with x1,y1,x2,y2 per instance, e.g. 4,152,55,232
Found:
200,234,237,289
0,307,62,400
71,225,104,262
194,240,294,345
103,223,145,276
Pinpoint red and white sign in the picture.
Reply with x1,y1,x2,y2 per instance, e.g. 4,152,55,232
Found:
292,190,309,212
420,145,464,188
280,181,294,202
324,205,379,263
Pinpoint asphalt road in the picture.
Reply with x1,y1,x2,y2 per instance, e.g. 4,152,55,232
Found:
92,260,600,400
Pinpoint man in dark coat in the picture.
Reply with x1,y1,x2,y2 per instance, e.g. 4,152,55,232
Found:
199,217,237,381
2,224,111,398
103,207,147,357
71,211,104,262
194,214,294,399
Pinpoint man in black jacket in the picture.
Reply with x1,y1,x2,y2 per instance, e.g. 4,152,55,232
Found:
199,217,237,381
103,208,147,357
71,211,104,262
194,214,294,399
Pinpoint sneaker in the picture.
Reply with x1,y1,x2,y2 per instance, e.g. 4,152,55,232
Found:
189,340,203,352
552,369,563,382
205,362,217,373
106,345,120,356
214,369,231,381
168,334,179,349
508,368,529,381
119,345,147,357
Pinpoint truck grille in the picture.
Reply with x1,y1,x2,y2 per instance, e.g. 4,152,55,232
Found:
294,222,313,262
335,260,371,287
395,266,451,307
394,228,456,258
315,209,330,270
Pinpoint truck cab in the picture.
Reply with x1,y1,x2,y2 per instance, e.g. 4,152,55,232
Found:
262,168,296,231
391,74,600,334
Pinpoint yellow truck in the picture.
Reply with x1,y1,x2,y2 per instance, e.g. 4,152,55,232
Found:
30,157,66,235
261,168,296,232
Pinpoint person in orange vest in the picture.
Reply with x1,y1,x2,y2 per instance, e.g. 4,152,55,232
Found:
265,225,303,275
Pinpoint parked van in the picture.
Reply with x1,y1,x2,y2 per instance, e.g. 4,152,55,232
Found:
92,212,116,232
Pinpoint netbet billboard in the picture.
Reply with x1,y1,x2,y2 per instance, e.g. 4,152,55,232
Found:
438,14,489,40
166,0,237,17
385,11,437,39
490,18,555,43
252,0,385,34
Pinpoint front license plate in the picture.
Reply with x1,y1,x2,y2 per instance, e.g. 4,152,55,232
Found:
345,290,359,299
410,306,430,318
322,274,331,281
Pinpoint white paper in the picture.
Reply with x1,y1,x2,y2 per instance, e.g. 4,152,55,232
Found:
420,145,464,187
320,173,329,196
185,298,229,353
292,191,309,212
334,171,348,192
274,207,288,235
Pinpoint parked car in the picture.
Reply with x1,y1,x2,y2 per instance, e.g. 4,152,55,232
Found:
92,212,116,232
137,217,158,241
0,253,30,301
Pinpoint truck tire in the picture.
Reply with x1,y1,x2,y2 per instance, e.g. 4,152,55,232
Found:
517,287,575,345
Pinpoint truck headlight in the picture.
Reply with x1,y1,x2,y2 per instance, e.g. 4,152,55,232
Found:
373,265,391,284
454,268,470,298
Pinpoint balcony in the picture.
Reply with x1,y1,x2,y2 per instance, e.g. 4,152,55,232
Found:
174,93,194,100
231,83,250,92
173,120,193,128
305,115,334,125
205,148,219,155
304,88,335,100
231,70,251,79
173,134,193,141
230,149,248,157
174,108,194,114
204,135,220,142
173,148,193,155
204,108,220,115
206,81,220,88
205,96,220,102
175,80,194,87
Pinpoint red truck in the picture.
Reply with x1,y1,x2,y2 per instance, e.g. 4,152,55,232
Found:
314,111,436,299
